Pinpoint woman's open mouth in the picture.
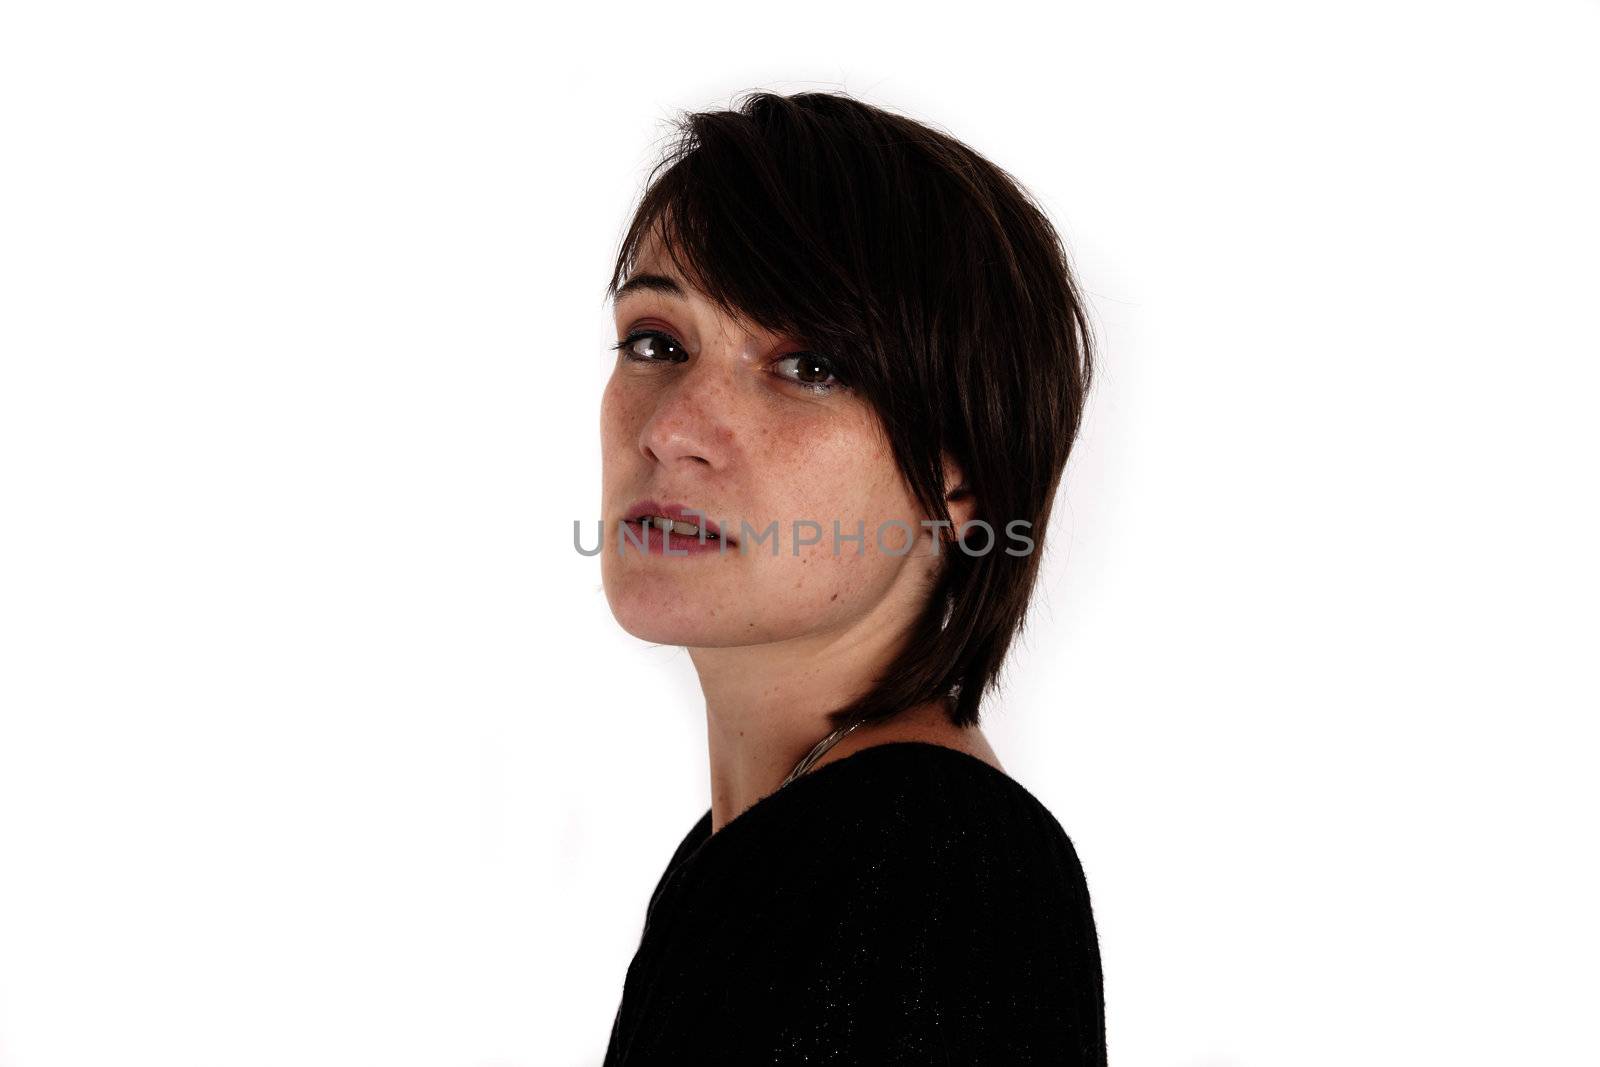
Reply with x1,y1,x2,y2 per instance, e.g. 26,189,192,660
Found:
619,502,738,555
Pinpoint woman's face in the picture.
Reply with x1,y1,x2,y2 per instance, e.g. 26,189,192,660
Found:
600,231,953,650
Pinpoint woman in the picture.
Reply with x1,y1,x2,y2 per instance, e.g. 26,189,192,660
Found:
597,90,1104,1064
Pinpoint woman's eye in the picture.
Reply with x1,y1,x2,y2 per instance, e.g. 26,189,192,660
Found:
611,330,688,364
773,352,846,393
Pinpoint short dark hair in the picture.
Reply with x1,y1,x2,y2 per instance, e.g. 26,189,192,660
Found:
604,90,1095,732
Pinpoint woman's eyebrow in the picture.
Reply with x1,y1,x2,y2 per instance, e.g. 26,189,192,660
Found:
612,272,687,306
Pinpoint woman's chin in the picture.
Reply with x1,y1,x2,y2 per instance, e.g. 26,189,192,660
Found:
610,612,746,648
602,587,742,648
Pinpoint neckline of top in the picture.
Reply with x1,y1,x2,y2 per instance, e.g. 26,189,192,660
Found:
677,739,1018,872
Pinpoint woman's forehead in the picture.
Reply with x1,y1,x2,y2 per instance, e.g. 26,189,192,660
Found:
629,230,705,292
616,260,778,340
617,222,805,345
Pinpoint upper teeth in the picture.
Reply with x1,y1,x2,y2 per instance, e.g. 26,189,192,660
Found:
642,516,715,537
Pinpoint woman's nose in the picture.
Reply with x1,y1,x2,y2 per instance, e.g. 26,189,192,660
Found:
637,365,733,470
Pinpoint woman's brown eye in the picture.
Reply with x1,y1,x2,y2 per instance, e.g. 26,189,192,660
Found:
774,352,845,393
795,355,829,382
611,330,687,363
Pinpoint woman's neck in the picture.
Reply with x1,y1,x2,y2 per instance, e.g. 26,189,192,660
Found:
698,688,1000,835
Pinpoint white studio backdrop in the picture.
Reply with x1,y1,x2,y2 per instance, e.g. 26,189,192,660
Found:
2,1,1597,1065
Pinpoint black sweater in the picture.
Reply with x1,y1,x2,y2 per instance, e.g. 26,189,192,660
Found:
602,740,1105,1065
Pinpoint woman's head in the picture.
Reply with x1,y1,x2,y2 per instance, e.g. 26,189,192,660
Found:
599,90,1095,732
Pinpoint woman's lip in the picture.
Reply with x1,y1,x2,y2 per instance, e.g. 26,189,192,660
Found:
617,520,734,556
621,499,735,544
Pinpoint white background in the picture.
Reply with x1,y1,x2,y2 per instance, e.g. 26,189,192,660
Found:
2,1,1596,1064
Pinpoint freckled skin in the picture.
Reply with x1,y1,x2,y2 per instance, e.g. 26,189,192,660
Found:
599,230,968,651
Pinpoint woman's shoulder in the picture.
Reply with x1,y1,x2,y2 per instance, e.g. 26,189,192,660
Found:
681,740,1094,902
811,740,1077,829
620,742,1106,1064
699,742,1104,1057
806,740,1093,891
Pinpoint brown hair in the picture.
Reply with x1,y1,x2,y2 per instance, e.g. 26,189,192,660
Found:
605,90,1096,732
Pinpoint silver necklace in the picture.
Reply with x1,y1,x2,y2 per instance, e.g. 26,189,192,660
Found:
780,719,867,788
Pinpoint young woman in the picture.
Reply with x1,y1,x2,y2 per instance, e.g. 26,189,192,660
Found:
597,90,1105,1064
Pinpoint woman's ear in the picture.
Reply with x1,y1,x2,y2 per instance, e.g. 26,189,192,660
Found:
941,452,977,531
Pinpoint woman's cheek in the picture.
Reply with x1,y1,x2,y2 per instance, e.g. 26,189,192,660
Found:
600,375,650,438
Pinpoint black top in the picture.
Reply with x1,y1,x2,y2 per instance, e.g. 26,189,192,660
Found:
602,740,1105,1065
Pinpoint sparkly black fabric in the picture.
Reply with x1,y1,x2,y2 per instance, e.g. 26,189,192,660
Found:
602,741,1105,1065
